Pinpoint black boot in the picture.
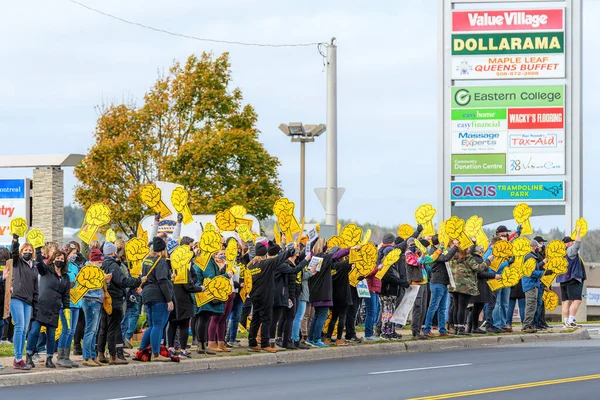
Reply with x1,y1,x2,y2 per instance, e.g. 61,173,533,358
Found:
26,353,36,369
45,357,56,369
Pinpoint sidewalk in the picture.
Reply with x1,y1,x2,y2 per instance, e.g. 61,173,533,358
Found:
0,327,590,387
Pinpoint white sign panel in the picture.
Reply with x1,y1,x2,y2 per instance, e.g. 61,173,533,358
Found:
507,152,565,175
508,130,565,152
0,179,30,247
587,287,600,306
451,131,508,154
452,119,508,131
452,54,565,80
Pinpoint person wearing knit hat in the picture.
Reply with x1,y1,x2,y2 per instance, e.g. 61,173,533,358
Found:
103,242,117,257
80,249,108,367
267,241,281,257
152,237,166,253
255,243,267,257
382,233,395,245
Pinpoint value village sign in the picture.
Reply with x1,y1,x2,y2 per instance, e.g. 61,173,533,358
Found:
451,9,565,80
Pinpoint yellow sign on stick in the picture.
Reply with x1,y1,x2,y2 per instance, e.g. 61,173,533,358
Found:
125,237,150,278
375,249,402,280
171,187,194,225
26,228,45,249
340,224,363,248
105,229,116,243
9,217,28,237
489,241,513,272
70,265,106,304
572,218,588,239
140,184,172,218
445,216,473,250
171,245,194,284
543,290,559,311
193,230,222,271
78,203,111,244
194,276,233,307
513,203,533,235
415,204,437,237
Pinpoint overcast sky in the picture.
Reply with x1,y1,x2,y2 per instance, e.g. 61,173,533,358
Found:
1,0,599,231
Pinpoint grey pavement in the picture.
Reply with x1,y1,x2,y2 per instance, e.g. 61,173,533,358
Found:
0,334,598,399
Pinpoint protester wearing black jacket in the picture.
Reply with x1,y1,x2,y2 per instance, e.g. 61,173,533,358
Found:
97,242,142,364
247,242,294,351
25,249,70,369
9,236,38,370
470,250,500,335
169,262,203,356
326,259,353,344
380,253,410,339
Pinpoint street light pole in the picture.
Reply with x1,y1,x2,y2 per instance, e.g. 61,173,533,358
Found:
300,140,306,220
325,38,338,226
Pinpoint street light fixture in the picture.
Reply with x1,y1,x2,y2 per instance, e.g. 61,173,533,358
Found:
279,122,326,221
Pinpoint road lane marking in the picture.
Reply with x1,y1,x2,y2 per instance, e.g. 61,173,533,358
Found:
105,396,148,400
368,363,472,375
407,374,600,399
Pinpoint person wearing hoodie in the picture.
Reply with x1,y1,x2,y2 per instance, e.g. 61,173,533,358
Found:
97,242,143,365
325,255,353,345
521,239,547,333
227,241,255,346
422,237,459,338
247,241,295,352
207,244,236,353
139,237,174,361
467,246,501,335
306,239,350,347
405,237,429,338
292,246,312,349
9,234,38,370
378,240,410,340
81,249,112,367
56,244,83,368
449,248,493,335
557,227,585,328
25,249,71,369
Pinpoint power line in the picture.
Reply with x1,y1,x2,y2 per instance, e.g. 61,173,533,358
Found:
68,0,324,48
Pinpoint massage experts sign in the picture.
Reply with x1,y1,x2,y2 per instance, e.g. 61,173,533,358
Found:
451,8,565,80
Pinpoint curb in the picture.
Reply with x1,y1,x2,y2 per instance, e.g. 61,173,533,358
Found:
0,328,590,387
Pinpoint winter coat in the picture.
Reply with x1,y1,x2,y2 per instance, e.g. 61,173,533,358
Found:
297,266,312,303
471,254,497,303
172,265,203,320
521,252,545,293
450,255,491,296
429,246,459,285
380,262,410,297
406,248,427,284
66,261,82,309
9,238,39,307
193,258,228,314
510,281,525,300
33,250,70,328
141,256,173,305
557,241,586,284
308,253,335,304
332,260,353,306
103,257,141,309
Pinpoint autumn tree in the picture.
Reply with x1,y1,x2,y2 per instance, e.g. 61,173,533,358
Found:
75,52,282,237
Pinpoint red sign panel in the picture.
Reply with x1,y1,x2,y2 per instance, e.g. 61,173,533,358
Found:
453,9,564,32
507,107,564,129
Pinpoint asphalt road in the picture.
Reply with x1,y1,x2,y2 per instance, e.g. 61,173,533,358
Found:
1,334,599,399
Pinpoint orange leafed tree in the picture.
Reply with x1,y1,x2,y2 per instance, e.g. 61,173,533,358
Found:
75,53,282,236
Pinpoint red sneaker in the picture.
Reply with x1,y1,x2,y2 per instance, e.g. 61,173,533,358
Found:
13,359,31,371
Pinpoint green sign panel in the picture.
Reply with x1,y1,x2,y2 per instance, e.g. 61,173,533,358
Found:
452,154,506,175
451,108,507,120
451,85,564,108
452,32,564,55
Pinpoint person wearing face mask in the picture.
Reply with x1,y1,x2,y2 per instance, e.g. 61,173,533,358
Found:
9,234,39,370
206,245,235,353
97,242,143,365
25,249,71,369
56,244,83,368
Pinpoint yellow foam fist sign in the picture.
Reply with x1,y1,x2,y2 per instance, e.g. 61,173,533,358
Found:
546,240,567,259
236,224,253,243
546,257,568,274
26,228,45,249
125,237,150,278
105,229,117,243
510,237,531,272
194,275,233,307
444,216,473,250
375,248,402,280
171,245,194,284
225,239,238,275
340,224,363,248
273,198,301,241
361,229,372,245
215,210,236,232
70,264,106,304
543,290,559,311
513,203,533,235
10,217,28,237
397,224,413,241
464,216,489,251
137,221,148,244
171,187,194,225
501,264,522,287
490,240,513,272
78,203,111,244
140,184,172,218
438,221,450,248
327,236,344,249
415,204,437,237
520,257,537,277
230,205,253,229
204,222,217,232
194,230,222,271
239,265,253,303
572,217,588,239
349,243,377,286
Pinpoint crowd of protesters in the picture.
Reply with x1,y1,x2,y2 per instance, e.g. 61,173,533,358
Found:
0,213,585,370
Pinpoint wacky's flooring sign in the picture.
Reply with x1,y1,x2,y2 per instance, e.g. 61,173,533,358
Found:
451,8,565,80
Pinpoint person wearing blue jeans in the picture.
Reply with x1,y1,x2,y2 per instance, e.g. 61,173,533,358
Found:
507,297,525,326
492,287,511,330
424,284,450,335
140,302,171,357
121,298,141,345
364,292,380,339
534,286,545,328
292,300,308,344
10,299,33,369
26,321,57,366
227,295,244,344
57,308,80,367
307,306,329,345
81,298,103,366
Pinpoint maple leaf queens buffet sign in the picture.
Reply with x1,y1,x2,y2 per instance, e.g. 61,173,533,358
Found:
451,9,565,80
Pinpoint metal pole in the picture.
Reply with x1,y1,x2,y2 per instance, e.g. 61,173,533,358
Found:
326,38,338,226
300,140,306,221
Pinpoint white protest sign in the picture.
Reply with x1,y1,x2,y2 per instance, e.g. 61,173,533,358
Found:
390,285,421,327
309,256,323,272
356,280,370,298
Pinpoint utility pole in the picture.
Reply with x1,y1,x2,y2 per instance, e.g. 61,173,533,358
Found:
300,139,306,220
325,38,338,227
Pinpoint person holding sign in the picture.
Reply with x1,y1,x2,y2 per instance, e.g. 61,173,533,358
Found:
25,248,71,369
9,234,38,371
81,249,112,367
324,256,353,346
469,246,501,335
139,237,174,361
449,248,493,336
405,238,429,339
422,237,459,338
167,236,203,357
557,227,585,328
521,240,547,334
98,242,143,365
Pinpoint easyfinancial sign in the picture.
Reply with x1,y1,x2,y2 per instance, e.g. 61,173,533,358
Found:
451,8,565,80
450,181,565,201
